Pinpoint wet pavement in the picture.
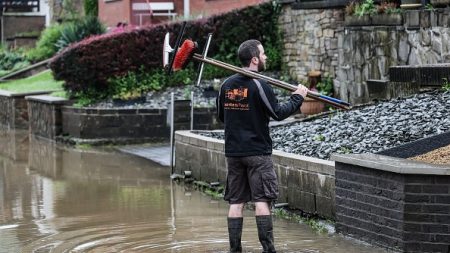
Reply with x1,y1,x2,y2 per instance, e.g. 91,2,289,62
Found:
0,129,389,252
117,144,171,167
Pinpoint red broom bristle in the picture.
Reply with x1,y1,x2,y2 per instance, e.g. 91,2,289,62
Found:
173,40,196,71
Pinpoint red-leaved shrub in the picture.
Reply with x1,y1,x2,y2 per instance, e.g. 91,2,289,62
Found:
50,2,281,96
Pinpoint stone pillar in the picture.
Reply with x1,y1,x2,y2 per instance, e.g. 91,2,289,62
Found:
26,95,70,140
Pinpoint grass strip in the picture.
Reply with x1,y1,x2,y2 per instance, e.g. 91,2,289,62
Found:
0,70,65,97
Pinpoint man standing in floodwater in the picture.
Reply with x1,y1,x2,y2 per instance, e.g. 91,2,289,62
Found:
217,39,308,252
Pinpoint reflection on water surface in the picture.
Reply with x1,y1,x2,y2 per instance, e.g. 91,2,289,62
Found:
0,129,387,252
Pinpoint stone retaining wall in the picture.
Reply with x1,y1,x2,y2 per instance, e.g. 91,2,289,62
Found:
62,107,170,141
62,106,221,143
0,90,51,130
174,130,335,219
0,91,221,142
279,6,450,104
27,95,70,140
279,8,342,82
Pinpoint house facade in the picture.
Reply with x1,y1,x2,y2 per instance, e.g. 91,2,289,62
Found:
0,0,50,45
98,0,267,28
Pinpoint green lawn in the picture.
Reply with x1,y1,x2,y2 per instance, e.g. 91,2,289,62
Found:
0,70,66,97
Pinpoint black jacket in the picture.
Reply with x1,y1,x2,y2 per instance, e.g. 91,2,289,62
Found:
217,74,304,157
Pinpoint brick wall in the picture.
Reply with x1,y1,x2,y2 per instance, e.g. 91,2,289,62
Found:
403,175,450,252
99,0,267,27
62,107,171,141
175,130,336,219
98,0,131,27
192,0,266,16
61,105,221,143
334,153,450,252
335,163,405,250
276,154,335,216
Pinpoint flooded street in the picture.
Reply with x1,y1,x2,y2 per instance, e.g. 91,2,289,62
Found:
0,129,388,253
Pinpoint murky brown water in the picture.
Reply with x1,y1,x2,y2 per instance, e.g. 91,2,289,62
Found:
0,129,389,253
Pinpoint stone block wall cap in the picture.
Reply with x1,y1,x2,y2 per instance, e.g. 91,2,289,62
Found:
0,90,52,97
277,0,297,4
398,64,450,68
331,153,450,175
175,130,225,144
273,149,335,166
26,95,69,104
400,3,422,9
0,89,13,97
2,13,45,17
367,79,389,83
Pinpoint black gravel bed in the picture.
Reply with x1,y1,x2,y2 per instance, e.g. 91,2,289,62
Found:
201,90,450,160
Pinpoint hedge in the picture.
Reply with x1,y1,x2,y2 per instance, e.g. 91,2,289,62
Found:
50,2,282,98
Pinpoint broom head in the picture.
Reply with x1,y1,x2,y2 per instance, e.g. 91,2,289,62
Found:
173,39,197,71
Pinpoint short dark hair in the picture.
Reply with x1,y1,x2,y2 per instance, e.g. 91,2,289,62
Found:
238,40,261,67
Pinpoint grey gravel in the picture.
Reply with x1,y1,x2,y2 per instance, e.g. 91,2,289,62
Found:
90,72,293,109
201,91,450,160
90,79,220,109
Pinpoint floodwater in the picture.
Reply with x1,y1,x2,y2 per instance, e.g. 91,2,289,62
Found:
0,129,389,253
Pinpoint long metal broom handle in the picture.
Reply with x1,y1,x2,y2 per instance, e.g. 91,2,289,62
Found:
192,54,350,110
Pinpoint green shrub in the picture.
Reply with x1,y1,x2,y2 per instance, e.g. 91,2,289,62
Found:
56,16,106,51
0,46,30,76
26,24,63,62
84,0,98,16
442,78,450,91
61,0,81,21
27,18,105,62
105,67,195,100
354,0,377,16
107,68,164,100
317,76,334,96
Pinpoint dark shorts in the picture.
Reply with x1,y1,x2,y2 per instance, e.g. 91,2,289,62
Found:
224,155,279,204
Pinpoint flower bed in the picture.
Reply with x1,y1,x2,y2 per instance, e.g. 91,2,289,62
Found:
410,144,450,165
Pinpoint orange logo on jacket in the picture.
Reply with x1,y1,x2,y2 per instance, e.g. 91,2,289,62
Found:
224,87,249,111
225,87,248,101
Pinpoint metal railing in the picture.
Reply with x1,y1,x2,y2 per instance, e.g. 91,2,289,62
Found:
1,0,40,12
390,64,450,87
